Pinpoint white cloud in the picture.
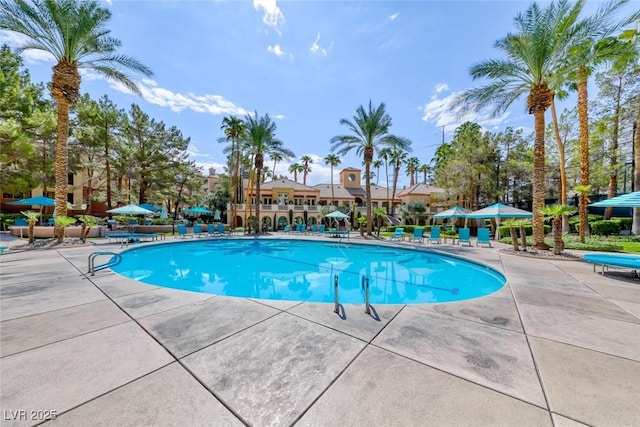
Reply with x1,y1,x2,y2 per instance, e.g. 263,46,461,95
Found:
389,12,399,21
272,114,285,120
109,78,249,117
434,83,448,94
309,33,333,57
104,0,112,5
0,31,55,64
267,44,284,57
421,85,510,133
253,0,285,34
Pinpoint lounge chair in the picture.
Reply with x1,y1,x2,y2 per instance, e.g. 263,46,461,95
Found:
207,223,219,236
458,228,472,246
176,224,193,238
390,227,404,241
409,228,424,243
309,224,317,235
427,226,441,244
293,224,302,234
476,228,492,247
217,223,230,236
282,225,291,233
193,224,206,238
317,224,326,235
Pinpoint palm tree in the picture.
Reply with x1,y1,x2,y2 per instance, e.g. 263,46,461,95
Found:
270,152,284,178
244,111,294,234
300,155,313,185
0,0,152,240
220,116,246,229
288,162,302,182
418,163,431,184
378,148,392,213
455,0,582,250
330,101,411,235
405,156,420,186
542,204,577,255
374,207,387,236
565,0,637,243
324,154,341,207
372,160,383,185
390,149,408,215
21,210,40,244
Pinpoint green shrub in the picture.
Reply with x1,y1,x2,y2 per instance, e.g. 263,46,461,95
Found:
612,217,632,230
590,220,621,236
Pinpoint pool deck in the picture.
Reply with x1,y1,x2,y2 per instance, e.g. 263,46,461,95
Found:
1,233,639,426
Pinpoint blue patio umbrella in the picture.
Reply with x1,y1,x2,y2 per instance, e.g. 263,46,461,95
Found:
467,203,532,240
433,206,471,219
106,204,154,215
139,203,162,212
184,207,213,214
8,196,56,206
9,196,56,225
590,191,640,208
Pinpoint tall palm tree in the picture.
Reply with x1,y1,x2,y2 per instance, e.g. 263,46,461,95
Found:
405,156,420,186
324,153,341,206
456,0,582,250
390,149,408,215
0,0,152,240
288,162,301,182
418,163,431,184
372,159,383,185
378,148,392,213
220,116,246,229
270,152,284,178
244,111,294,234
300,155,313,185
566,0,637,242
330,101,411,235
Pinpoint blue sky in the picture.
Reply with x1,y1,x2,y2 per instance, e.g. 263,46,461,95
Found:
2,0,636,188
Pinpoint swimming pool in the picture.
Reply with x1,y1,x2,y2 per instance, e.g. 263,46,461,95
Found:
111,239,505,304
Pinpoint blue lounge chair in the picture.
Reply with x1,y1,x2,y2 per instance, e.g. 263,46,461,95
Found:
282,225,291,233
458,228,472,246
14,218,27,226
193,224,206,238
476,228,492,247
390,227,404,241
207,223,219,236
176,224,193,238
427,226,441,244
410,228,424,243
217,223,230,236
310,224,317,235
317,224,326,235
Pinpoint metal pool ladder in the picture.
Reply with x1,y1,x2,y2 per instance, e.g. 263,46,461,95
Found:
88,251,122,276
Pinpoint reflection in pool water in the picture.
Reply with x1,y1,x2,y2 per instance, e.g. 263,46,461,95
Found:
112,239,505,304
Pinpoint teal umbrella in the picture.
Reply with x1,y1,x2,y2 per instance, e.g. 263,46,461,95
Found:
590,191,640,208
139,203,162,212
467,203,532,240
8,196,56,206
184,207,213,214
106,204,154,215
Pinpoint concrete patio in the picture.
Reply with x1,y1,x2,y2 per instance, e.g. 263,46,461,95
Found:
0,234,639,426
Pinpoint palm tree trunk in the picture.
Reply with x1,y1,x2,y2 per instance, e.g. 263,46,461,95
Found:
391,165,400,216
54,98,70,242
364,147,374,235
633,108,640,235
577,68,590,243
604,75,622,220
330,165,335,206
509,226,519,251
550,97,569,232
255,154,263,234
532,108,548,250
385,161,389,214
552,217,563,255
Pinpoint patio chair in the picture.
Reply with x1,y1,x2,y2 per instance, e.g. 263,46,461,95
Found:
207,223,219,237
458,228,472,246
282,225,291,233
427,226,441,244
476,228,492,247
217,223,230,236
390,227,404,241
317,224,326,235
309,224,317,235
176,224,193,239
193,224,206,238
293,224,302,234
409,228,424,243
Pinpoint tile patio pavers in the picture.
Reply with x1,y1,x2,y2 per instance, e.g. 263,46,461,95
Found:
1,237,640,426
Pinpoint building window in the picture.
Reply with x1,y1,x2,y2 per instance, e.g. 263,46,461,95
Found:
67,193,74,204
67,173,74,185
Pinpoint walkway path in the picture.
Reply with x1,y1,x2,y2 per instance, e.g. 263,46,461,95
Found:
1,236,639,426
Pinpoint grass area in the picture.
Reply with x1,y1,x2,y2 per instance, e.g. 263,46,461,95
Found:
617,241,640,254
500,234,640,253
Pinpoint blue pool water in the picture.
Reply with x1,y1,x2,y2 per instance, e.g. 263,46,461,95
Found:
112,239,505,304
